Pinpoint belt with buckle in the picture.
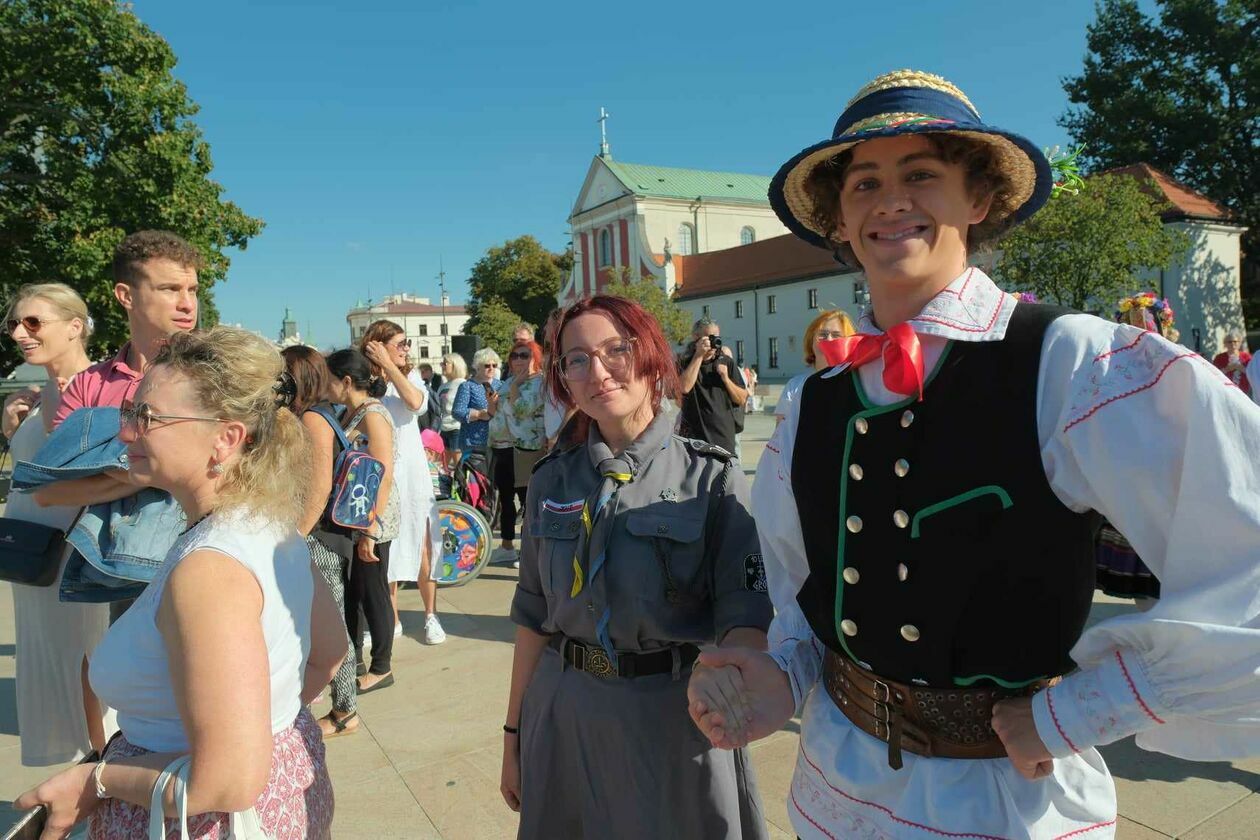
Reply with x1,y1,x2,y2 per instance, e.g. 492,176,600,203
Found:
822,650,1053,770
548,635,699,679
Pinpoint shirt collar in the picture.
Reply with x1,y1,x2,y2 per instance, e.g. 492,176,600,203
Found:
585,408,676,477
856,267,1016,343
103,342,143,379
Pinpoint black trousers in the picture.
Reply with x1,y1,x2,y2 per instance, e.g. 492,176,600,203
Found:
491,447,527,543
345,540,393,675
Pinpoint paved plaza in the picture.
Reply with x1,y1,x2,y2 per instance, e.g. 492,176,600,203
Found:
0,413,1257,838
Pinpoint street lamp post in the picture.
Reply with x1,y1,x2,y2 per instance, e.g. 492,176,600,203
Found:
437,258,449,354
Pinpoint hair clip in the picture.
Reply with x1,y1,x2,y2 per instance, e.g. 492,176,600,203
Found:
273,371,297,409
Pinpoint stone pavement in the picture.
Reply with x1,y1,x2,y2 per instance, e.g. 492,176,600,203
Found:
0,413,1257,838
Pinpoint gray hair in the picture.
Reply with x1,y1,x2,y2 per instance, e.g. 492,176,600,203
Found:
472,347,502,368
441,352,467,380
692,316,718,335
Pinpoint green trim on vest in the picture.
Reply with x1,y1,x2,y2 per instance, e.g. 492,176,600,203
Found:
910,485,1014,539
833,342,956,659
953,672,1048,689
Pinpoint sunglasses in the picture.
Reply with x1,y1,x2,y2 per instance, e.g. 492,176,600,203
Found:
120,401,228,436
4,316,66,336
509,351,532,361
390,338,412,350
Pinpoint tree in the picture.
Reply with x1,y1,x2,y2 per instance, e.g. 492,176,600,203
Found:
0,0,264,374
465,235,565,351
1060,0,1258,322
601,267,691,345
994,174,1189,312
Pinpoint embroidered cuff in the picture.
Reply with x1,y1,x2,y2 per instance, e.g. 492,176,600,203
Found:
768,635,823,715
1033,650,1167,758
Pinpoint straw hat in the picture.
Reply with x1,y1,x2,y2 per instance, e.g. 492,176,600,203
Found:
769,69,1052,250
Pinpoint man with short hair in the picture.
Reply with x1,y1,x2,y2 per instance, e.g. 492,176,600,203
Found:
512,322,536,345
678,317,747,456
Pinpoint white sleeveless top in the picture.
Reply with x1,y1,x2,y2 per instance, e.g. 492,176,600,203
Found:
90,511,313,753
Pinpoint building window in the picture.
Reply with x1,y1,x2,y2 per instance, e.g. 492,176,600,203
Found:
599,229,612,267
767,294,777,314
735,339,745,366
440,323,448,335
419,323,428,336
740,226,756,246
734,299,744,319
808,288,818,309
441,344,449,356
419,344,430,358
702,304,710,318
678,223,695,256
768,337,779,369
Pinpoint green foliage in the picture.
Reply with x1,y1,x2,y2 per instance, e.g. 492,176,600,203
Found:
1060,0,1258,323
601,266,691,345
465,235,565,353
0,0,263,374
995,174,1190,312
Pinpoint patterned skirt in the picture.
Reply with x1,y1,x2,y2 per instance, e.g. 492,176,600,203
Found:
88,708,333,840
1095,522,1161,600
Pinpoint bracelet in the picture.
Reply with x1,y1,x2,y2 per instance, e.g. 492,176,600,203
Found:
92,758,109,799
502,724,519,735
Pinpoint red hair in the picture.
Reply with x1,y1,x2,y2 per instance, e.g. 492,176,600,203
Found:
510,339,543,374
545,295,681,433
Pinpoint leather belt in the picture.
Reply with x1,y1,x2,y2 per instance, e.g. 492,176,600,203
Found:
823,650,1053,770
549,635,699,679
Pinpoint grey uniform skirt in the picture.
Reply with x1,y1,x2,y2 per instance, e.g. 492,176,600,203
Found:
518,646,768,840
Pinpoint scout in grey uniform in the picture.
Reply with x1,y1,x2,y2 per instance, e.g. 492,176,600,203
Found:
503,294,772,840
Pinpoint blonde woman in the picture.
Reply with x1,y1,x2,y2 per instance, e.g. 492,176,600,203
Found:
774,308,856,423
437,352,467,469
2,283,115,766
17,327,342,839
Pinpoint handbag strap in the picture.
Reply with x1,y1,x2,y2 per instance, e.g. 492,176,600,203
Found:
149,754,192,840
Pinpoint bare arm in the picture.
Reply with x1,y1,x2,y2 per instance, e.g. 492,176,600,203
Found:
96,550,273,815
302,558,349,704
33,471,136,508
297,413,335,536
716,357,749,407
359,411,394,523
721,627,768,650
679,342,707,395
500,626,549,811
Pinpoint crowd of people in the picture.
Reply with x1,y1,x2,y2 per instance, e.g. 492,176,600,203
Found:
4,67,1260,840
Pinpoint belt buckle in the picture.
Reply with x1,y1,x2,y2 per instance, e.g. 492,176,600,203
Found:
872,679,892,740
584,646,617,678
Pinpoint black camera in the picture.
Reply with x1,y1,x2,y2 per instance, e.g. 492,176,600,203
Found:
708,336,722,349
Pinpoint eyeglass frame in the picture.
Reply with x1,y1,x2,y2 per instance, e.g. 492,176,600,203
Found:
508,350,533,361
3,316,68,336
815,329,849,341
555,336,638,381
388,337,412,350
120,401,230,436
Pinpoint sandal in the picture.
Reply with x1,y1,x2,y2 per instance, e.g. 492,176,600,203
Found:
319,711,359,739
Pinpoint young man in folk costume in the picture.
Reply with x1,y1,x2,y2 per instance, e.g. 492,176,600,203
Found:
687,70,1260,838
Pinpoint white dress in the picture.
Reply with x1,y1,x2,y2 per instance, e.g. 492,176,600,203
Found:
6,403,115,766
758,268,1260,839
382,369,442,583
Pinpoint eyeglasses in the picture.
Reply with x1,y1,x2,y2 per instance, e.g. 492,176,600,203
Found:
557,337,636,381
390,339,412,350
815,330,848,341
482,362,499,368
4,316,66,336
120,401,229,436
509,351,532,361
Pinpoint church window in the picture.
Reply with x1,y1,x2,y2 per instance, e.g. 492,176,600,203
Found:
740,226,756,245
678,223,695,256
599,229,612,266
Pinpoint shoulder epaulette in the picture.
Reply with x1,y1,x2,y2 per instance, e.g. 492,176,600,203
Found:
531,441,582,474
677,436,733,461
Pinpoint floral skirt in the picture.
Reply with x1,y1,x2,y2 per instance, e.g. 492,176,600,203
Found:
88,708,333,840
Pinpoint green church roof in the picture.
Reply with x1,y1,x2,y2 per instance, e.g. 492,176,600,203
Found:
602,159,772,204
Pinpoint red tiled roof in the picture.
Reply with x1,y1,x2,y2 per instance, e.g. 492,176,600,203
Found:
1104,164,1233,221
673,234,848,300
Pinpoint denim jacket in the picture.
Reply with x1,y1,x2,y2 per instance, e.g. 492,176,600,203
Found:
11,407,185,603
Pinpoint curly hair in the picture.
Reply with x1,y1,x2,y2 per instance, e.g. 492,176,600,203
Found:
802,134,1016,266
153,327,311,525
112,231,204,285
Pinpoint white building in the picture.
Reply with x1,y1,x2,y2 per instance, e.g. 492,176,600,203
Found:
560,152,789,305
345,294,469,370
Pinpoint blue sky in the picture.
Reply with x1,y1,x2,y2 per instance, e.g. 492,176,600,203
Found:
130,0,1154,349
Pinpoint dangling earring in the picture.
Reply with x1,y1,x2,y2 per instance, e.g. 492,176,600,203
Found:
210,462,225,476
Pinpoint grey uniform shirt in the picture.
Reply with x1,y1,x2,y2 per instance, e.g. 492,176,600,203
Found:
510,410,772,651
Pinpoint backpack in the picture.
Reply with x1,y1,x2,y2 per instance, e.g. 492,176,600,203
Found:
310,404,387,532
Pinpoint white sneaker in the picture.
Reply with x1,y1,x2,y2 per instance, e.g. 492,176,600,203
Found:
423,613,446,645
394,622,403,638
513,560,520,569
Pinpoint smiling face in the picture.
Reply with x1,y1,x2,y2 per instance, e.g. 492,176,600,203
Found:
558,312,651,430
7,297,83,367
835,135,992,289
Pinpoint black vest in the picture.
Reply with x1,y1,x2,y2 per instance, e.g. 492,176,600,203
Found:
791,303,1100,689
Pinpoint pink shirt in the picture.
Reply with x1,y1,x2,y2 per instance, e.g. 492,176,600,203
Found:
53,342,143,428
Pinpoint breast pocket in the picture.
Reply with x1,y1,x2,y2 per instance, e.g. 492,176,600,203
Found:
910,485,1013,542
625,510,707,605
529,508,583,598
